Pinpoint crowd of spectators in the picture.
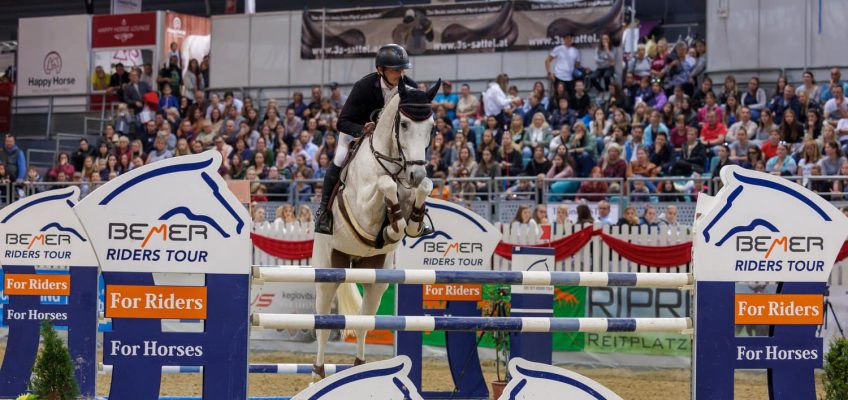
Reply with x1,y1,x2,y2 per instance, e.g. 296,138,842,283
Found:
4,34,848,220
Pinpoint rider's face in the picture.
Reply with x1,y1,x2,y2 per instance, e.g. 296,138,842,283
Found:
380,67,404,86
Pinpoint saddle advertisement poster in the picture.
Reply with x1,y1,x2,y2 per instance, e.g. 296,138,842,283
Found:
301,0,623,59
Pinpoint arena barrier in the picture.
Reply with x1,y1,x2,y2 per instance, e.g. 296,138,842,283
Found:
0,155,842,400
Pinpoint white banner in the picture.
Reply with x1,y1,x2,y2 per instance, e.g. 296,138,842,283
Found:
112,0,142,14
17,15,90,96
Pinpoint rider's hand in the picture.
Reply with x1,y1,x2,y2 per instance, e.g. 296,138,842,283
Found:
364,122,376,135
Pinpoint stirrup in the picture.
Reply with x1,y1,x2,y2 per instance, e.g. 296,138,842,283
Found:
420,224,435,237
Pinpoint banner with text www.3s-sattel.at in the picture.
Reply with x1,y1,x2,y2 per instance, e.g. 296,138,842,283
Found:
73,151,252,400
0,187,99,398
692,165,848,400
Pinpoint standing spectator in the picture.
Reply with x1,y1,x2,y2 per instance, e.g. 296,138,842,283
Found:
626,44,652,81
157,56,181,97
0,135,26,182
590,34,616,94
820,67,848,104
122,70,151,113
183,59,204,104
690,40,707,85
432,81,458,120
158,84,179,114
141,63,156,89
545,33,581,96
71,138,95,172
740,78,767,121
483,73,519,125
108,63,130,97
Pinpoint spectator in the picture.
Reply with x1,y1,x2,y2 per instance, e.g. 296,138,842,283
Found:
71,138,95,172
698,91,723,125
589,108,610,139
667,84,689,111
483,74,517,125
669,127,706,176
576,166,608,201
523,92,548,127
432,80,458,120
729,127,754,164
797,140,821,184
523,145,552,177
808,165,831,199
700,109,727,149
328,82,347,111
92,65,111,91
498,134,524,176
649,132,674,171
805,109,823,139
626,44,652,81
429,171,452,200
640,205,659,227
274,204,296,225
533,204,549,225
662,41,692,91
646,79,667,112
183,59,204,104
569,81,591,117
712,144,733,177
474,148,501,193
616,206,640,226
818,140,846,176
0,133,27,182
596,200,615,225
755,109,777,143
449,168,477,202
628,146,659,177
658,180,684,202
598,143,627,178
47,152,75,181
122,70,151,113
669,114,688,149
575,204,594,225
550,97,577,131
554,204,573,229
206,94,226,120
523,112,553,152
590,34,616,94
449,146,477,178
779,109,804,144
769,84,801,123
624,124,647,162
722,95,740,126
728,107,758,142
455,84,479,125
831,160,848,199
765,143,796,175
146,137,173,164
426,151,448,179
823,85,848,124
691,76,713,109
820,67,848,104
760,127,782,159
568,121,597,176
307,86,323,111
157,56,181,96
740,78,767,121
796,71,822,102
743,146,764,169
546,32,581,96
644,110,668,145
718,75,738,105
650,38,670,77
504,178,534,200
108,63,130,97
264,167,289,197
289,91,307,119
660,204,680,225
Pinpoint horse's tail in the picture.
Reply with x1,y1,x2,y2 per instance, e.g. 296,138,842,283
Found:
337,282,363,337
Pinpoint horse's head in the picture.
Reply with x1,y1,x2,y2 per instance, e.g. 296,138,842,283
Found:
293,356,423,400
377,79,440,187
499,358,623,400
694,165,848,282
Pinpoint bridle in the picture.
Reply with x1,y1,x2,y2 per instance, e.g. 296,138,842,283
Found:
369,100,432,189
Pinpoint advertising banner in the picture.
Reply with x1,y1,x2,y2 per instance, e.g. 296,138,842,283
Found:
17,15,90,96
92,12,157,48
162,12,211,72
301,0,623,59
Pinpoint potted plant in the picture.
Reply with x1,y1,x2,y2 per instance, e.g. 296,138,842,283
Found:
825,337,848,400
479,284,511,398
27,320,80,400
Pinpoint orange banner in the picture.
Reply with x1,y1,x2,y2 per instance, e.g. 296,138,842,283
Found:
4,274,70,296
106,285,207,319
344,330,394,345
735,294,823,325
422,284,482,301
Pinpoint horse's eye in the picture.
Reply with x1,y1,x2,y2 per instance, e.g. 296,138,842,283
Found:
400,121,409,130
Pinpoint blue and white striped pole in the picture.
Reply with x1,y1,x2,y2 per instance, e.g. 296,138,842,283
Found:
253,267,692,288
99,363,352,375
252,314,693,334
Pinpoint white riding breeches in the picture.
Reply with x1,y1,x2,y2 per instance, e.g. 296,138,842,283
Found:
333,132,354,166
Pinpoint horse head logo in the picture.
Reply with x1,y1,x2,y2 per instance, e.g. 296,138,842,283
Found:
693,165,848,282
499,358,622,400
74,151,251,275
293,356,423,400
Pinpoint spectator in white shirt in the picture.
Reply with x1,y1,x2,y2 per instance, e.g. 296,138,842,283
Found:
728,107,758,141
483,73,519,125
545,33,582,97
823,85,848,124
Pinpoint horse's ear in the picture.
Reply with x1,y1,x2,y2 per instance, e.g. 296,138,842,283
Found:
426,79,441,101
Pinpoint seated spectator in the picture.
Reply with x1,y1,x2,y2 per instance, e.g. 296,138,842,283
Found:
700,109,727,150
765,143,797,175
550,98,577,131
113,103,133,135
630,179,652,202
658,180,685,202
626,44,652,81
797,139,821,184
616,205,640,226
569,81,591,118
503,178,534,200
596,200,615,225
722,95,741,126
477,129,500,162
698,92,723,125
818,140,846,176
712,144,734,177
567,121,597,176
589,108,610,139
474,148,501,193
807,164,830,199
522,92,548,127
740,78,767,121
729,128,754,164
292,170,313,202
646,79,668,111
554,204,573,229
667,85,689,111
628,147,659,177
523,145,552,177
548,126,571,156
263,167,289,197
196,120,217,149
146,137,173,164
669,127,706,176
446,131,475,166
71,138,95,172
644,110,668,145
426,151,448,178
823,85,848,124
640,205,660,227
229,153,247,180
668,114,688,149
649,132,674,170
47,152,75,182
769,84,801,123
760,128,782,159
498,134,524,176
523,113,553,154
805,109,823,139
660,204,680,225
449,147,478,178
575,204,595,225
449,168,477,202
598,143,627,178
691,76,714,109
779,109,804,145
313,153,331,179
506,114,526,150
742,146,763,169
212,135,233,168
455,84,479,125
830,160,848,199
728,107,758,142
576,166,608,201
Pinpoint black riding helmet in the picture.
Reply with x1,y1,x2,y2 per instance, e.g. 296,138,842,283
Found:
375,44,412,70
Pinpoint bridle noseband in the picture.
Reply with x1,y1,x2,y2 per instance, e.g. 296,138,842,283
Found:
369,101,432,188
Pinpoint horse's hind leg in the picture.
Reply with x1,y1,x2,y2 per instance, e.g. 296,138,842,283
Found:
355,282,388,364
311,234,336,380
406,177,433,236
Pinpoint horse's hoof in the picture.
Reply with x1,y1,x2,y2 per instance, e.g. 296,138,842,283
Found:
312,364,326,380
354,357,365,366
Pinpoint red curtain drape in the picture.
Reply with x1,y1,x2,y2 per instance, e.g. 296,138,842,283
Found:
494,227,596,261
250,232,314,261
598,232,693,267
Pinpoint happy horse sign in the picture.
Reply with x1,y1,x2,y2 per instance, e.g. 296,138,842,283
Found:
692,165,848,400
0,187,99,398
74,151,252,399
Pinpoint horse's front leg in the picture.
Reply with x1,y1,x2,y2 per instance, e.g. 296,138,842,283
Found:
406,177,433,237
377,175,407,243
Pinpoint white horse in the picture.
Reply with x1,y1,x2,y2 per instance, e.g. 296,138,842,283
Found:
311,80,440,378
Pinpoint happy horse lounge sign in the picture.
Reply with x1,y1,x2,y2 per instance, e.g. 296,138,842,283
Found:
692,165,848,400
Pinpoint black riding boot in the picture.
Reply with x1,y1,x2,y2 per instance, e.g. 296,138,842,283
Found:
315,163,342,235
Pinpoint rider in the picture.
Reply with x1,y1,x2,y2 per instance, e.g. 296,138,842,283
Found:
315,44,420,235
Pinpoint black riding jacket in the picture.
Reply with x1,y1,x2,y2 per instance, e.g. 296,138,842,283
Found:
337,72,418,138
